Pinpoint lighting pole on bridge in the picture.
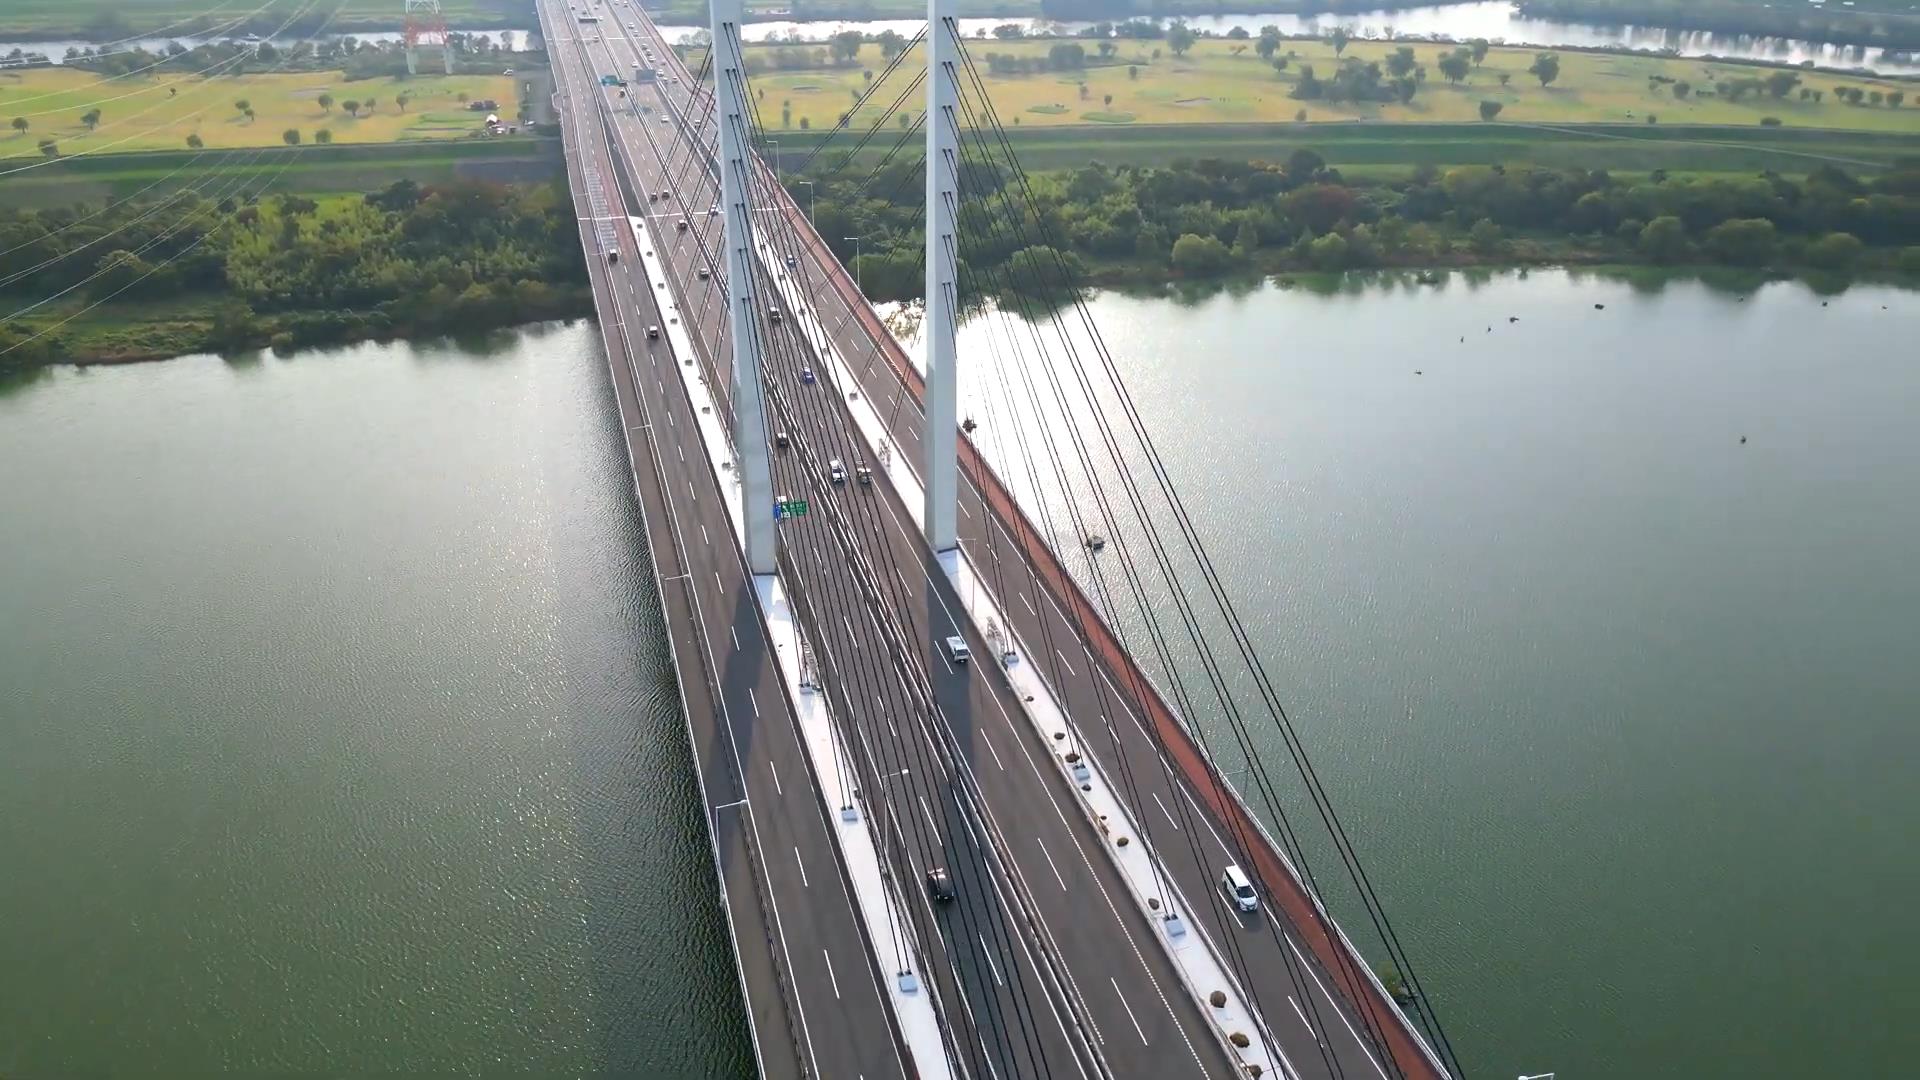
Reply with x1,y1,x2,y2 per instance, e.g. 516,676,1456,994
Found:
795,179,816,223
764,137,780,178
843,235,864,295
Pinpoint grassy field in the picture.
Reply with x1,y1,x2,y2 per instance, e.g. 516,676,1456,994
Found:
750,38,1920,135
776,120,1920,175
0,137,561,206
0,0,531,38
0,68,519,158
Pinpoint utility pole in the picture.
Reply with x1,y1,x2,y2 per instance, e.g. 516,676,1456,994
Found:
713,0,776,574
922,0,960,554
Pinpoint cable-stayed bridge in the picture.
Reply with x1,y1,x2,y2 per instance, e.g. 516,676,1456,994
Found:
538,0,1462,1076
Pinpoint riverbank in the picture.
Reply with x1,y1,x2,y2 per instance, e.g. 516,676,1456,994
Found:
0,180,589,370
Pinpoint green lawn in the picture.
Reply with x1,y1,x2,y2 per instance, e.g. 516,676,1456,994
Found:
0,137,560,207
0,68,520,158
748,38,1920,135
776,120,1920,175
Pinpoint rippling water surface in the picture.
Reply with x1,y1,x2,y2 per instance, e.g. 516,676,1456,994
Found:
0,324,749,1077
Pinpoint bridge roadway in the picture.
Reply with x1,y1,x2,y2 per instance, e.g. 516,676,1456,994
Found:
553,3,1448,1079
544,14,914,1080
556,10,1221,1076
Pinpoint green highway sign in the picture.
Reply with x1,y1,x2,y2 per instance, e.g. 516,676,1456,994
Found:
774,499,809,519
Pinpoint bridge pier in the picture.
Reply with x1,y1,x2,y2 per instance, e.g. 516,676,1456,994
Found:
922,0,960,555
713,0,776,574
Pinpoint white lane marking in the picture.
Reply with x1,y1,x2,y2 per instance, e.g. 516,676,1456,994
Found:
1035,837,1067,890
1285,933,1390,1079
1112,977,1150,1046
842,614,856,647
714,570,723,595
1152,792,1181,832
749,688,760,718
1289,995,1317,1043
687,479,696,501
730,626,739,651
1019,592,1035,616
794,845,809,887
980,729,1005,771
1054,648,1077,678
677,443,684,462
823,949,842,999
701,523,708,546
980,935,1003,987
919,795,939,835
767,759,782,795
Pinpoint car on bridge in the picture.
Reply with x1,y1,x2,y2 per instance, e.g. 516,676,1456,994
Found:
697,266,710,280
775,431,790,449
926,867,956,903
856,464,873,486
800,366,815,384
829,459,847,485
646,324,660,340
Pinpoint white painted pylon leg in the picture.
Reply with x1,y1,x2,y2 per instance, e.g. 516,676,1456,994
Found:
713,0,776,574
922,0,960,555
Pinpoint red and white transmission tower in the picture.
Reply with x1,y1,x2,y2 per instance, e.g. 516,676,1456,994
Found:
403,0,453,75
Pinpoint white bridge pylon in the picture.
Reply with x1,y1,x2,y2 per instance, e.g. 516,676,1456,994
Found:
715,0,961,566
713,0,777,575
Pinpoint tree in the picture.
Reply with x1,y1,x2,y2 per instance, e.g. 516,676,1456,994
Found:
1168,23,1195,58
1673,80,1691,99
1103,93,1113,107
829,29,863,65
235,99,250,116
1170,232,1231,273
315,128,332,144
862,69,873,85
1128,64,1138,80
395,92,411,112
1870,90,1885,106
1438,50,1471,85
363,98,377,113
244,108,255,123
1529,53,1560,88
1257,26,1281,62
1805,231,1863,269
1286,147,1326,182
38,137,58,157
186,133,203,148
1468,217,1505,254
1766,71,1801,99
1479,100,1504,121
457,91,469,104
1308,231,1349,269
877,29,907,59
1469,38,1490,67
318,92,334,113
1329,26,1351,56
282,128,301,145
1387,46,1416,79
1890,91,1906,109
1227,26,1250,40
1498,72,1512,88
1098,41,1116,59
10,117,27,135
1233,220,1260,257
80,108,101,131
342,99,361,117
1638,216,1689,262
1703,218,1776,264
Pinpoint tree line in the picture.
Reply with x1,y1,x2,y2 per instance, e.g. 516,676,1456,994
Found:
787,153,1920,303
0,180,589,367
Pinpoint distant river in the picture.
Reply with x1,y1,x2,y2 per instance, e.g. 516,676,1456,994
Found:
658,1,1920,75
3,272,1918,1077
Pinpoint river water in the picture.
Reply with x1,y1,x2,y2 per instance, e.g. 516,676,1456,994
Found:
3,273,1917,1077
6,2,1917,73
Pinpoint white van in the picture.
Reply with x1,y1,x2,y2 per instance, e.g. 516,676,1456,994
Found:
1221,865,1259,914
944,636,971,664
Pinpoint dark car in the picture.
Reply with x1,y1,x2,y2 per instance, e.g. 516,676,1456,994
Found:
926,867,955,903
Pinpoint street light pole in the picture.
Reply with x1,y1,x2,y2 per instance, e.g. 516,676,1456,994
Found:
843,235,863,294
796,179,816,223
766,138,781,177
